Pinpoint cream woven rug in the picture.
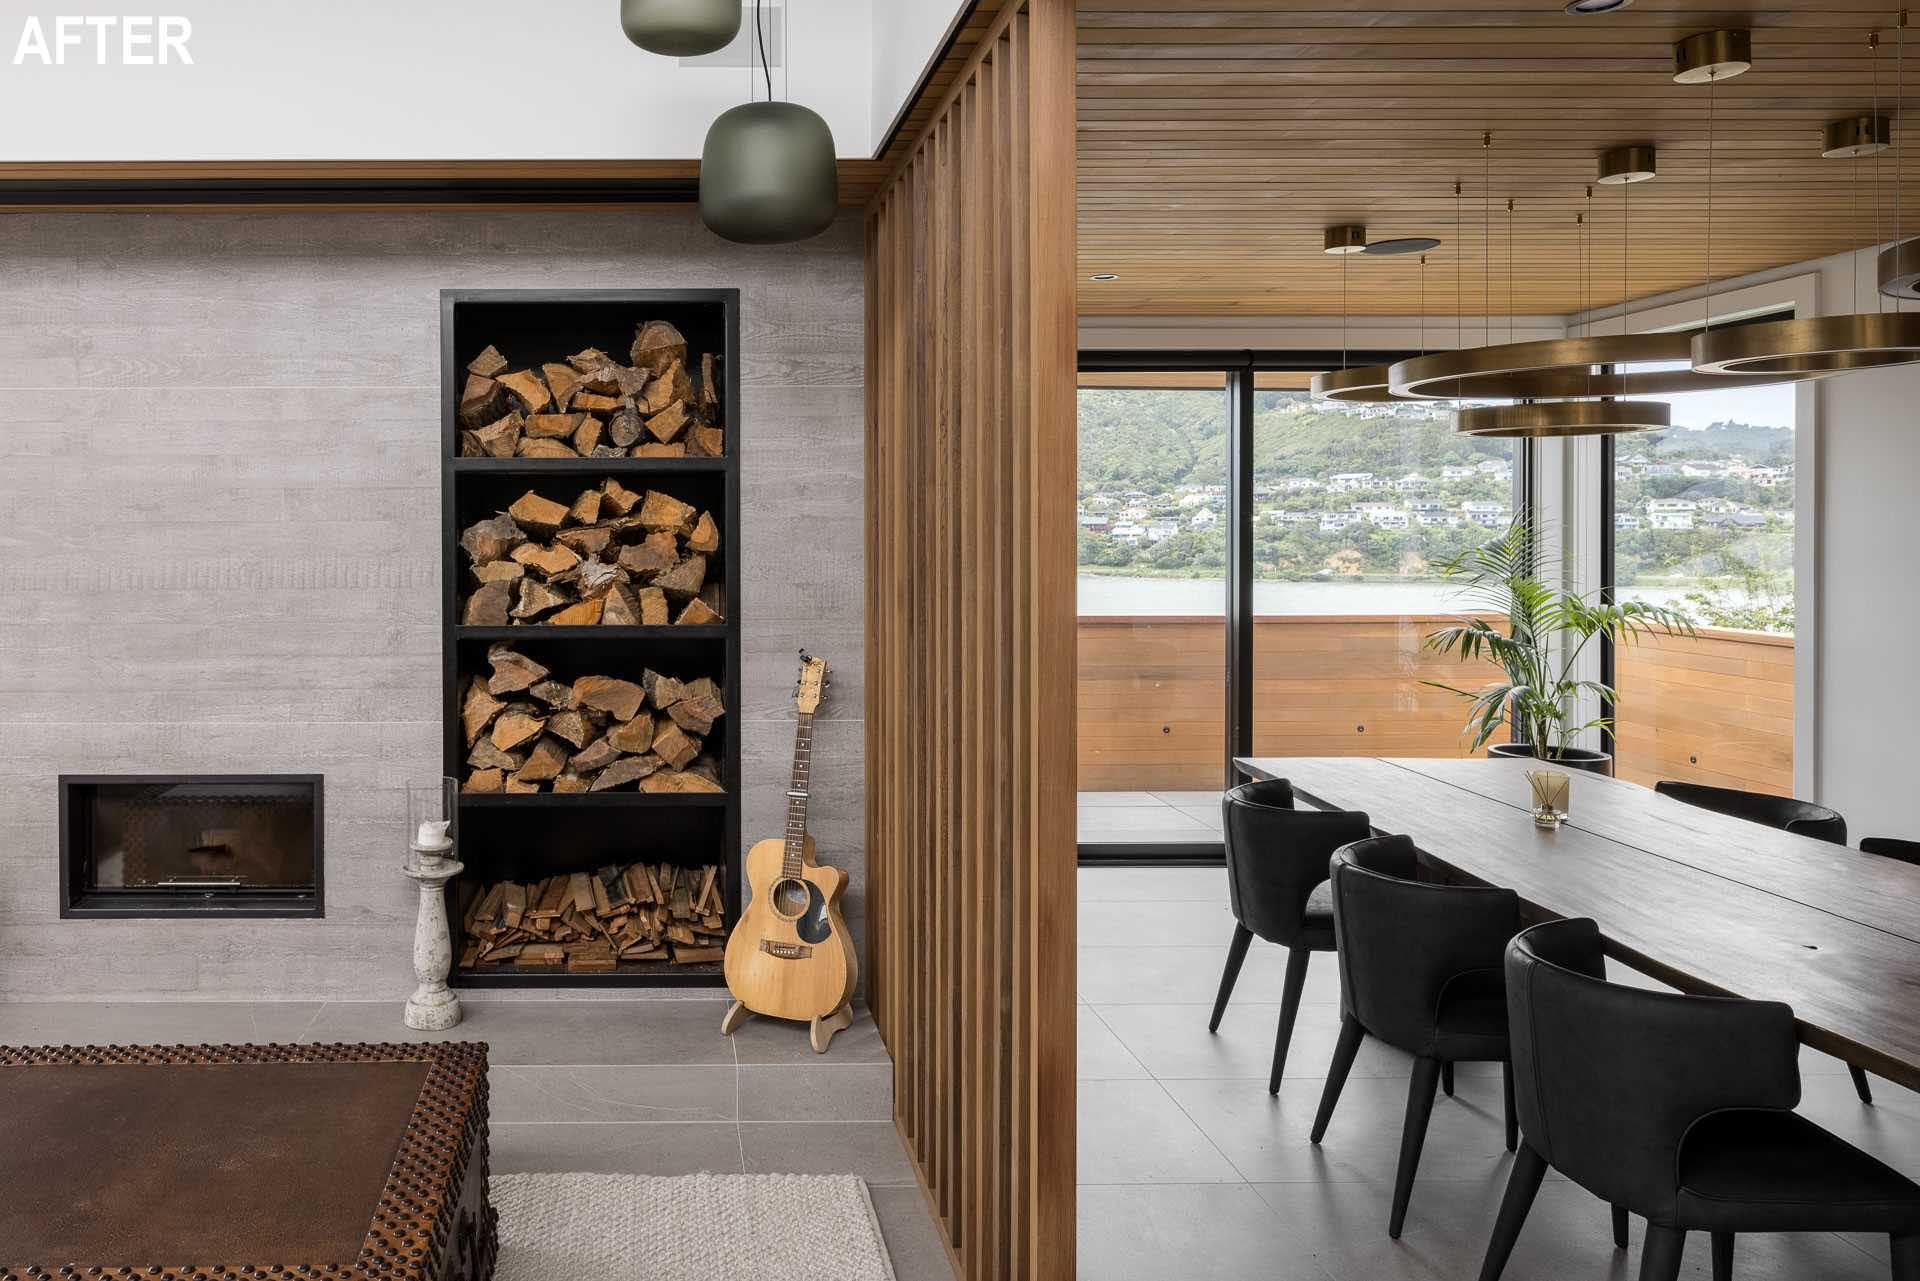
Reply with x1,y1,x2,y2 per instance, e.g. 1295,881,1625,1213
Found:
492,1171,898,1281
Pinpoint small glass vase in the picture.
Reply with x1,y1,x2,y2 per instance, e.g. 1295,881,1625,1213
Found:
1525,769,1570,831
407,778,457,870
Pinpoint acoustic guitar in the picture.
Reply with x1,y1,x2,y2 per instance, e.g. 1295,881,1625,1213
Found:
721,652,858,1053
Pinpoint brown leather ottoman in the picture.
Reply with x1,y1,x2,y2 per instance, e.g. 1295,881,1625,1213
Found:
0,1042,496,1281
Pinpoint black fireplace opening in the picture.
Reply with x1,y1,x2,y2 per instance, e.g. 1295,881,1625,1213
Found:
59,775,323,919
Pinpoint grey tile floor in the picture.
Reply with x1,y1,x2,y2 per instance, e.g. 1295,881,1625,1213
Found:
0,997,957,1281
1079,789,1224,846
1076,864,1920,1281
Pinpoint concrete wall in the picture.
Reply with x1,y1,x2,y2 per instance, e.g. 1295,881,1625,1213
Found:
0,208,865,1000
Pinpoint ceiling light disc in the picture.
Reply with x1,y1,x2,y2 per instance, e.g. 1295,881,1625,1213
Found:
1878,238,1920,300
1565,0,1633,13
1388,332,1782,400
1673,29,1752,84
1692,313,1920,376
1822,115,1892,160
1324,224,1368,255
1363,236,1442,256
1596,145,1657,185
1310,364,1401,402
1456,401,1670,438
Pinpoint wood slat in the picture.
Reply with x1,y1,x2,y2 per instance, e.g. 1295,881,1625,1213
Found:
1072,0,1920,315
865,4,1077,1278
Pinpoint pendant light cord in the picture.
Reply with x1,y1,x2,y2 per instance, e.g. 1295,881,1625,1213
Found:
1873,29,1884,313
1507,197,1515,344
1705,66,1716,331
755,0,772,102
1901,10,1909,312
1483,132,1492,345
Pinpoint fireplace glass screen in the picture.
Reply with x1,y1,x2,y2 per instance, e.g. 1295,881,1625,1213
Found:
61,776,323,918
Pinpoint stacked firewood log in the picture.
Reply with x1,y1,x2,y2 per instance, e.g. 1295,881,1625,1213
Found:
460,862,726,970
460,480,722,627
461,645,726,794
456,320,724,459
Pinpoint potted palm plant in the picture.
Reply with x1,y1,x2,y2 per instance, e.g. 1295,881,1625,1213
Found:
1424,520,1693,772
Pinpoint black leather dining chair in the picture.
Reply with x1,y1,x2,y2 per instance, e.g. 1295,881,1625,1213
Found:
1215,778,1372,1095
1310,834,1524,1239
1481,916,1920,1281
1862,836,1920,866
1654,779,1848,845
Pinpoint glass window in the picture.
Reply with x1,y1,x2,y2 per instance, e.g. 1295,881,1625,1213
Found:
1610,372,1796,793
1076,372,1228,848
1250,388,1518,759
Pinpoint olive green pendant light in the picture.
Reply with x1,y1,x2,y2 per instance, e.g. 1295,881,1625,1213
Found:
699,0,838,244
621,0,741,57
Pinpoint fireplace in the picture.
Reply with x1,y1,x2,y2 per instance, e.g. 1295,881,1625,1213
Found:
59,776,323,918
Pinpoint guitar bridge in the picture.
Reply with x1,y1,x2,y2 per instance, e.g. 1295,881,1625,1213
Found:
760,940,814,960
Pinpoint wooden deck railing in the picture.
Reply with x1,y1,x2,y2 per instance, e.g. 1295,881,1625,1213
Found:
1078,614,1793,796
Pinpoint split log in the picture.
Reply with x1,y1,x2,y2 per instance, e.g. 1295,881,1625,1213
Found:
551,772,592,794
639,586,670,625
650,721,700,770
644,401,689,443
462,579,513,626
572,558,625,598
542,361,581,409
572,392,623,414
567,489,603,525
700,351,719,411
601,479,643,516
486,644,549,694
635,442,687,458
686,511,720,554
607,407,645,448
591,445,630,458
513,735,571,784
507,490,572,537
568,737,621,775
466,739,524,772
528,678,576,709
511,578,571,619
548,598,604,626
605,713,655,754
670,945,724,964
600,582,643,626
460,513,526,565
468,345,509,378
572,415,604,455
461,679,506,745
639,490,697,532
567,347,614,373
617,531,680,578
524,412,582,440
574,675,645,720
646,671,689,710
640,768,725,795
491,710,547,753
676,597,721,626
590,756,660,791
517,438,577,459
459,374,506,427
472,559,525,585
462,768,505,794
510,542,581,578
556,525,614,558
667,685,726,735
631,320,687,377
687,425,725,458
496,369,552,413
473,412,524,458
459,429,485,457
654,553,708,602
546,709,596,749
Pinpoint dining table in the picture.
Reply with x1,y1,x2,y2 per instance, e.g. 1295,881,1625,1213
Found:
1234,755,1920,1092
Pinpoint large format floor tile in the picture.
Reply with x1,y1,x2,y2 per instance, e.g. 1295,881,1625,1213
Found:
1078,1079,1243,1184
1078,1183,1323,1281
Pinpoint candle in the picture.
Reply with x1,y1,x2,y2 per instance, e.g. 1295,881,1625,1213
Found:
415,819,452,849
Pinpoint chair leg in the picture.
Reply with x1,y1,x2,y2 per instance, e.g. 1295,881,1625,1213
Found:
1612,1204,1630,1250
1475,1142,1547,1281
1209,924,1254,1033
1389,1056,1443,1239
1441,1059,1455,1097
1710,1232,1734,1281
1500,1059,1518,1152
1310,1015,1365,1144
1638,1225,1686,1281
1268,946,1313,1094
1891,1233,1920,1281
1850,1063,1875,1105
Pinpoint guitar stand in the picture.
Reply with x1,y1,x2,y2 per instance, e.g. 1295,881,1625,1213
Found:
721,1000,854,1054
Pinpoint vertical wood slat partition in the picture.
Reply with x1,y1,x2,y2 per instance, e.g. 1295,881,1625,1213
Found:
865,3,1077,1278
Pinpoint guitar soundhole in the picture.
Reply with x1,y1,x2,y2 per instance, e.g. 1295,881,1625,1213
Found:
771,877,811,918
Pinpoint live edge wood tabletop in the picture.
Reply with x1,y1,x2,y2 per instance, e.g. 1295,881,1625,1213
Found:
1235,756,1920,1093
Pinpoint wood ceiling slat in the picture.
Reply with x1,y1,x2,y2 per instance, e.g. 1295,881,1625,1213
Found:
1073,0,1920,315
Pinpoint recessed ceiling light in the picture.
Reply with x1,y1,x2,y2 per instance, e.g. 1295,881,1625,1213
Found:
1323,224,1367,255
1565,0,1632,13
1089,272,1120,282
1363,236,1442,256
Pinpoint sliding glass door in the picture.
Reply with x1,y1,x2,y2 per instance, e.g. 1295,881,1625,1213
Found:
1076,371,1230,852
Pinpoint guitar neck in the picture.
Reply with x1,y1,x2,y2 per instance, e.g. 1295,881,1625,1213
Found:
782,710,815,877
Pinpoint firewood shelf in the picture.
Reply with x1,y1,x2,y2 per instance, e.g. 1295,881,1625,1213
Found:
440,288,741,989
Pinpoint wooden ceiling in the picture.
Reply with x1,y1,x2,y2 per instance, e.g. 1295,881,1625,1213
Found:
1074,0,1920,316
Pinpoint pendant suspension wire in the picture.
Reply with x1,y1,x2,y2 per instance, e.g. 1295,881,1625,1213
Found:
1622,171,1632,337
1483,132,1492,345
756,0,772,102
1705,64,1716,330
1854,106,1864,313
1508,197,1516,344
1874,29,1884,313
1419,253,1427,356
1341,247,1350,369
1901,11,1908,311
1455,179,1464,353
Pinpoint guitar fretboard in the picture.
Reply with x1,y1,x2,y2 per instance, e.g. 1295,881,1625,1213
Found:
782,710,815,878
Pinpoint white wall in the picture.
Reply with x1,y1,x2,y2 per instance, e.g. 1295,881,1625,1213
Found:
869,0,970,146
0,0,876,160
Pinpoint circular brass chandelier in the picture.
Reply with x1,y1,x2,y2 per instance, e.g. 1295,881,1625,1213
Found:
1456,400,1670,437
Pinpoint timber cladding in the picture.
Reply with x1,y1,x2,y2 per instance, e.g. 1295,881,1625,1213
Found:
864,2,1078,1278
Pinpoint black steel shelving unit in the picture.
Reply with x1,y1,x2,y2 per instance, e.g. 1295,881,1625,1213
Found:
440,289,740,987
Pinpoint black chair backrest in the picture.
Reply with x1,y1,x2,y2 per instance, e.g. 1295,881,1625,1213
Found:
1505,918,1801,1221
1654,779,1848,845
1327,835,1519,1056
1221,779,1372,946
1861,836,1920,867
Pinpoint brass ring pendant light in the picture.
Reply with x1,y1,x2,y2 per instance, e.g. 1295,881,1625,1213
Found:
1309,223,1403,402
1696,26,1920,376
1456,400,1671,437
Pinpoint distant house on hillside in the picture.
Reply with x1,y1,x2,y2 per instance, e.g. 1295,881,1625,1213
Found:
1614,513,1642,530
1460,501,1508,528
1366,508,1411,529
1189,509,1218,530
1395,474,1430,493
1440,465,1477,482
1280,477,1322,492
1328,472,1376,492
1319,511,1358,531
1475,460,1508,476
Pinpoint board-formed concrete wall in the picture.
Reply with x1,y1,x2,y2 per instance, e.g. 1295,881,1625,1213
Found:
0,208,864,1000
